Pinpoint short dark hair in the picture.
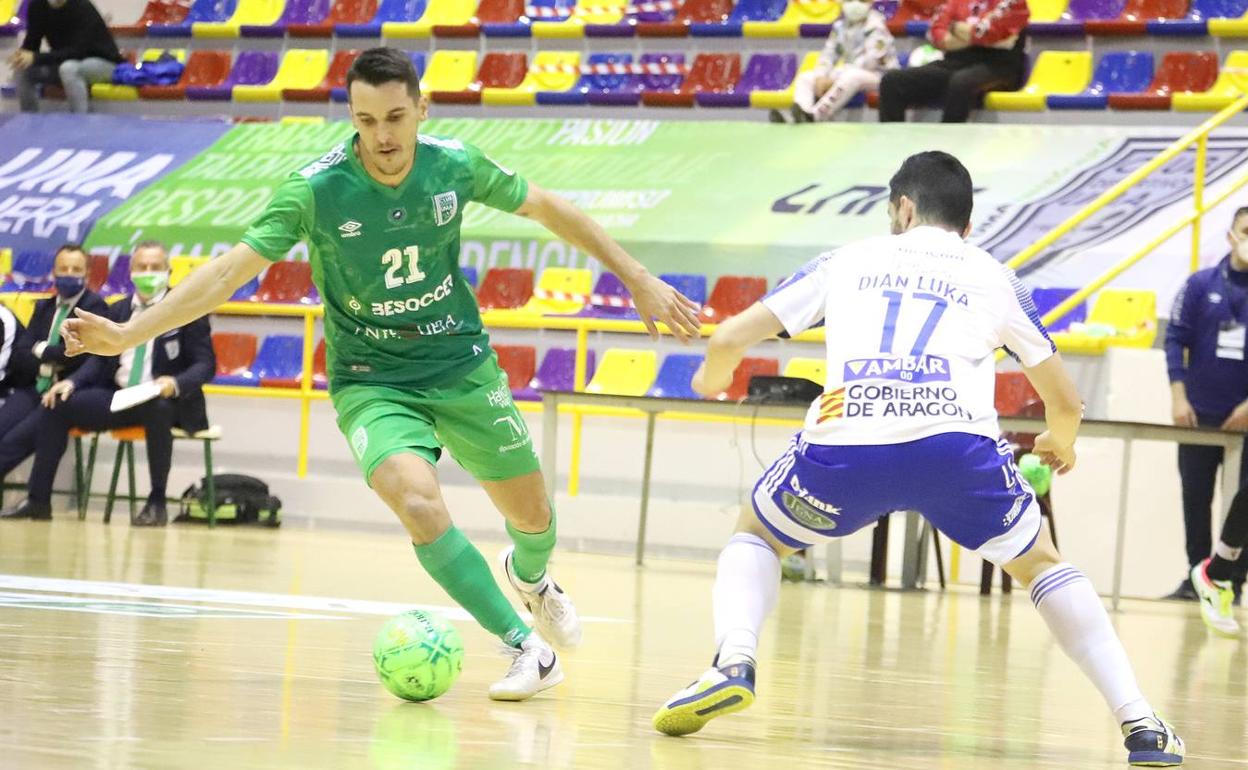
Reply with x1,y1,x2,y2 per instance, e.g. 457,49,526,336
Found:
55,243,86,258
888,151,974,232
346,47,421,100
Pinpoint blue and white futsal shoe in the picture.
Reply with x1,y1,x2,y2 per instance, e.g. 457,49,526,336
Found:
1122,714,1185,767
653,658,756,736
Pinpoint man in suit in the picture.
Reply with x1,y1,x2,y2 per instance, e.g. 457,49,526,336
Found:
0,241,215,525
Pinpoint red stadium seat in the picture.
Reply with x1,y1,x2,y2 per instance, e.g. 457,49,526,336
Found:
637,0,732,36
716,357,779,401
86,254,110,293
1108,51,1218,110
251,261,316,305
698,275,767,323
431,52,527,104
994,371,1044,418
111,0,192,36
435,0,521,34
642,53,740,107
289,0,378,35
212,333,259,380
477,268,534,310
494,344,537,392
283,49,357,102
139,50,231,100
1084,0,1187,34
886,0,941,34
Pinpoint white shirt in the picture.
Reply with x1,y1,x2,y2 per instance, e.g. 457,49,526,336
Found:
762,226,1056,446
115,291,166,389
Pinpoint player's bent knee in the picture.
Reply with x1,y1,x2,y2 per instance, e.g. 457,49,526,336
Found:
392,493,452,543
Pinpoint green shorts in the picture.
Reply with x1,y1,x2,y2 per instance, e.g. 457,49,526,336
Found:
331,355,541,484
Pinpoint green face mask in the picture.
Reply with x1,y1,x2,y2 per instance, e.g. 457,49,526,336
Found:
133,271,169,298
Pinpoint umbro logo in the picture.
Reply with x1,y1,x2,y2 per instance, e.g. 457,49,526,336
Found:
339,220,363,238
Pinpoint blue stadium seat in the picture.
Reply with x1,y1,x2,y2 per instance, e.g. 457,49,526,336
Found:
336,0,425,35
659,273,708,307
230,276,260,301
149,0,239,35
216,334,302,386
691,0,786,35
1047,51,1153,109
0,250,54,292
647,353,704,399
1031,288,1089,331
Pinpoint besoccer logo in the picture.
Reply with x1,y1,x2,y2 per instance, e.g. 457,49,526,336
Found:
816,388,846,424
339,220,363,238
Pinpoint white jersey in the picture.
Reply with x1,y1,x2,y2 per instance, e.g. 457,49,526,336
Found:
762,225,1056,446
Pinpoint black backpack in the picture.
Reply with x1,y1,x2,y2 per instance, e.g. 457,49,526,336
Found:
176,474,281,527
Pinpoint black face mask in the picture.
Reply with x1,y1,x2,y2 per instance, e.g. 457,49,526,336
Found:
54,275,85,299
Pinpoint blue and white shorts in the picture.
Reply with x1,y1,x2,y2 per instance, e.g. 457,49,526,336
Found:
752,432,1042,567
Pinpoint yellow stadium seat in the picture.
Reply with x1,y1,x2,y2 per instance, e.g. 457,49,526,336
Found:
783,357,827,387
0,0,17,23
193,0,285,36
1173,52,1248,111
483,52,581,106
0,247,11,278
744,0,839,37
585,349,658,396
751,51,819,109
519,268,593,315
383,0,475,36
532,0,628,37
234,49,329,102
420,50,479,93
984,51,1092,111
1052,289,1156,354
1209,10,1248,35
92,49,187,101
169,256,208,288
281,116,326,124
1026,0,1068,23
0,293,37,326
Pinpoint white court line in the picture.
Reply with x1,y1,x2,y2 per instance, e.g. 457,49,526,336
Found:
0,575,628,624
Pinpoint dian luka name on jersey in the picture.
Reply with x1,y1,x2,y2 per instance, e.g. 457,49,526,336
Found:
761,226,1057,446
240,134,529,391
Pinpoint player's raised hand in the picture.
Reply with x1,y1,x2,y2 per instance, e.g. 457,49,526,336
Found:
63,307,130,357
631,273,702,343
1032,431,1076,475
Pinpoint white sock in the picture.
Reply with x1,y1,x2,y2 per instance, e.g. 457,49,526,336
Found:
712,533,780,666
1029,563,1152,725
1215,540,1243,563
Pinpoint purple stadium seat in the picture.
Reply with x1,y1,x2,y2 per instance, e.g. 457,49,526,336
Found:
579,273,637,318
691,0,785,35
149,0,237,35
640,52,686,92
242,0,331,35
1029,288,1088,332
647,354,704,399
1047,51,1153,109
100,255,134,296
697,53,796,107
0,250,54,292
1028,0,1125,34
185,50,278,100
513,348,597,401
336,0,426,35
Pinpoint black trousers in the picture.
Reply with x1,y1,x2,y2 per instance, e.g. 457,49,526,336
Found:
23,388,175,506
0,387,41,477
1178,439,1248,583
879,47,1026,124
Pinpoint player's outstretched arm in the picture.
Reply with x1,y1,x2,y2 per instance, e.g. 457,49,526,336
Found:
691,302,785,398
62,243,271,357
514,184,701,342
1022,353,1083,474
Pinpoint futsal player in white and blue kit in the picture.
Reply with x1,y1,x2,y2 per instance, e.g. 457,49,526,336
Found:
652,152,1185,767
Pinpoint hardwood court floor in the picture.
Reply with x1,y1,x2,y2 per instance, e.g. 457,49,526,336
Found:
0,520,1245,770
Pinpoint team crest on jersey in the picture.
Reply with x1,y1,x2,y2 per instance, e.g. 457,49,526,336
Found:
433,192,458,226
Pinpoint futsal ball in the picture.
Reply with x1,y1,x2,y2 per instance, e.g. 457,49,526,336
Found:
1018,453,1053,497
373,610,464,702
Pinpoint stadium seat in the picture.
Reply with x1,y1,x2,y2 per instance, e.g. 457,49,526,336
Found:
585,349,658,396
169,256,207,288
111,0,193,36
533,0,628,36
699,52,796,106
252,260,316,304
984,51,1092,111
994,371,1044,418
460,265,479,287
216,335,302,387
521,268,593,314
642,52,739,106
659,272,707,306
420,50,480,94
1172,51,1248,110
484,51,581,105
431,52,525,104
536,52,625,105
647,353,703,399
583,53,650,105
234,49,329,102
1027,0,1123,33
92,48,187,101
0,294,36,325
494,344,537,393
514,347,597,400
0,250,54,292
288,0,374,33
241,0,330,34
100,256,134,297
86,254,110,293
335,0,421,33
185,50,278,100
477,0,530,35
140,50,231,99
259,337,326,388
699,275,766,323
0,0,21,36
1027,0,1070,23
636,52,686,94
211,332,259,384
716,356,779,401
477,268,534,310
1207,0,1248,33
637,0,731,35
580,273,636,318
0,247,9,279
1053,288,1157,353
690,0,784,34
1084,0,1187,32
230,276,260,301
1030,288,1088,332
1047,51,1153,109
752,51,819,109
745,0,837,36
284,49,357,102
1107,51,1218,109
783,357,826,387
149,0,237,36
193,0,286,36
383,0,474,35
885,0,940,34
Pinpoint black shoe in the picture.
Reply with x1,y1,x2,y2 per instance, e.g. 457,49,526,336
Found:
768,108,791,124
132,501,168,527
790,104,813,123
0,499,52,521
1235,582,1244,607
1163,578,1199,602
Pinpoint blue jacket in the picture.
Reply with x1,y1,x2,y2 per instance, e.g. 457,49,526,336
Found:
1165,255,1248,422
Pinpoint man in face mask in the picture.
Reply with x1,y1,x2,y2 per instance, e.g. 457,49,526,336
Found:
1163,207,1248,604
6,0,122,113
0,241,215,525
0,244,109,482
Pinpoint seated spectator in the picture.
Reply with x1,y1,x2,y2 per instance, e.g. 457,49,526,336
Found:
878,0,1028,124
774,0,898,123
0,241,215,526
7,0,123,114
0,303,26,400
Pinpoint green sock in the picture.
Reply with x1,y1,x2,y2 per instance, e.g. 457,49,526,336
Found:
414,527,530,647
505,509,558,584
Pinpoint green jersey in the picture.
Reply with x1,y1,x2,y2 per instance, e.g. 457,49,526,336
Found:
241,133,529,391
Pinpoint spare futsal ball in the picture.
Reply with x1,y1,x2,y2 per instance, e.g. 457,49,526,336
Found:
373,610,464,702
1017,453,1053,497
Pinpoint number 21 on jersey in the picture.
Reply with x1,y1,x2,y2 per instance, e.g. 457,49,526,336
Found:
382,246,425,289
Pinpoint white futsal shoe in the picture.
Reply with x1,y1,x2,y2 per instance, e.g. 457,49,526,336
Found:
500,546,583,650
1190,559,1241,638
489,633,564,702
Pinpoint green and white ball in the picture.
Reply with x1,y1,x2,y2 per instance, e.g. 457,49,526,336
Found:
373,610,464,702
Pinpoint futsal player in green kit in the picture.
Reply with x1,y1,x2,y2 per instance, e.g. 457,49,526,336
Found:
62,47,702,700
